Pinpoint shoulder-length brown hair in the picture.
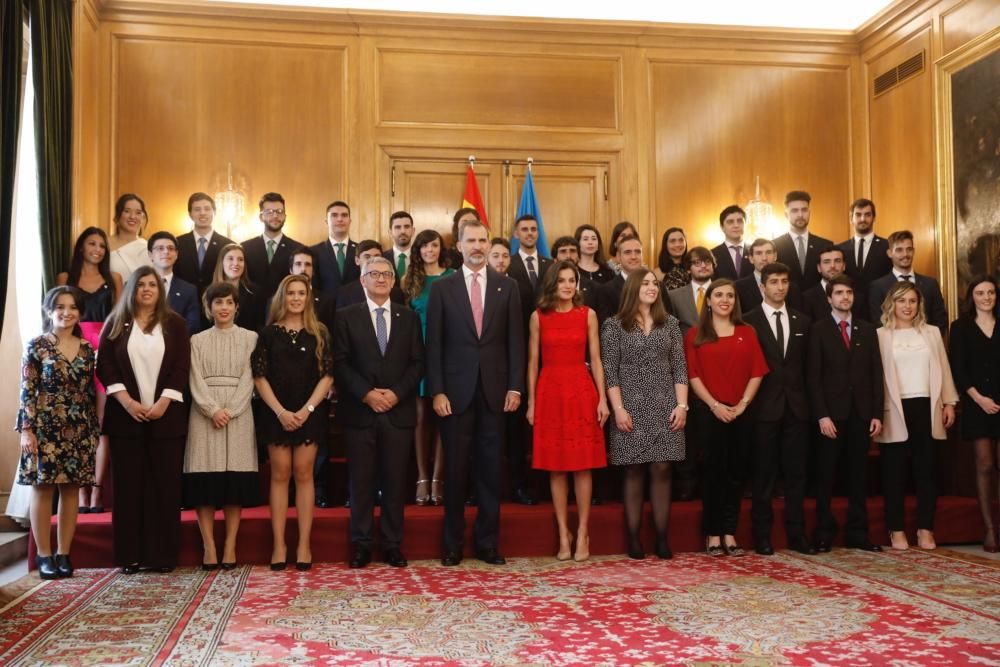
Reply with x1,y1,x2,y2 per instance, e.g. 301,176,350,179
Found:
615,267,667,332
880,281,927,329
537,260,583,313
268,274,329,370
103,265,172,340
693,278,744,346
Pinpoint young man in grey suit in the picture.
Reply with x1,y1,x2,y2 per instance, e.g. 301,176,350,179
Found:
426,219,525,566
667,246,715,337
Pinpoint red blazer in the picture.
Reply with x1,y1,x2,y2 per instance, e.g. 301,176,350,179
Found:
97,313,191,439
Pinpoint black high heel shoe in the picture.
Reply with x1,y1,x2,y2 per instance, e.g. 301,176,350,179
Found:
36,555,59,580
627,534,644,560
54,554,74,578
655,535,673,560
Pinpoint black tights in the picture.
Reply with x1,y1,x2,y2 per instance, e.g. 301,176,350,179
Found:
623,462,672,547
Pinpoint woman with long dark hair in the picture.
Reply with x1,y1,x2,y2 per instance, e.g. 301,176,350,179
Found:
949,276,1000,552
402,229,454,505
253,274,334,570
213,243,265,331
685,278,767,557
108,194,153,279
57,227,122,514
16,287,100,579
528,260,608,561
656,227,690,290
97,266,191,574
574,224,613,283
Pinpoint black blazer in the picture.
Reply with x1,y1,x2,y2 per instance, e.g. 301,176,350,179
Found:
335,280,405,313
774,232,834,289
735,274,803,313
596,274,625,323
241,234,303,299
425,267,525,414
310,238,361,295
743,306,812,421
711,242,753,281
97,314,191,439
166,275,202,334
174,231,234,296
948,317,1000,401
837,235,892,291
333,301,424,429
800,282,868,324
868,272,948,335
508,253,552,324
807,316,884,422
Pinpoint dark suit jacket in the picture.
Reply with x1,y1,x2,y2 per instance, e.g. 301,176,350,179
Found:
579,276,599,313
837,235,892,291
335,281,405,312
241,234,303,299
774,232,834,289
735,274,803,314
174,231,234,296
800,282,868,324
425,267,525,414
236,283,266,333
600,273,672,324
743,306,812,421
97,314,191,439
166,275,201,334
508,253,552,324
711,242,753,281
807,316,884,423
333,301,424,429
868,272,948,335
311,238,361,295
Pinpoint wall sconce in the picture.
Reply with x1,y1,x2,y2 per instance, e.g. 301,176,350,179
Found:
745,176,785,240
214,162,253,241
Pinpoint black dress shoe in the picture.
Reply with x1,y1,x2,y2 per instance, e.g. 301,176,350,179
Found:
441,550,463,566
315,498,331,509
655,537,673,560
754,541,774,556
155,566,175,573
349,546,372,569
201,562,219,571
54,554,73,578
845,540,883,552
295,561,312,571
814,538,833,553
121,563,140,575
270,561,287,571
78,506,91,514
789,537,817,555
474,548,506,565
383,548,408,568
627,535,644,560
465,496,478,507
512,488,537,506
36,556,59,580
591,496,603,506
220,562,237,570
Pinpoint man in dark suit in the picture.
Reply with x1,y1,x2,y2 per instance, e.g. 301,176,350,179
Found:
333,255,424,569
735,238,804,313
174,192,234,301
710,204,754,281
800,246,868,323
668,246,715,337
773,190,833,290
426,219,525,566
595,236,645,322
311,200,361,295
383,211,414,281
241,192,303,299
337,240,402,311
836,198,892,298
744,262,816,555
868,230,949,335
807,275,884,553
508,214,553,320
148,231,201,334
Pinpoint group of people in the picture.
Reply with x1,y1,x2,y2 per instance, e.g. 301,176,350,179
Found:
14,188,1000,580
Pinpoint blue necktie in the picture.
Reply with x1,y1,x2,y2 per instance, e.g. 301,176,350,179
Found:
197,237,207,268
376,307,388,356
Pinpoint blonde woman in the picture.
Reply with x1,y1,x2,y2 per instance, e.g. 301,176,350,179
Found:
875,282,958,550
252,274,334,570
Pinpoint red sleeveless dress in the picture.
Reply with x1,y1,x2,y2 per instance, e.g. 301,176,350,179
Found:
532,306,608,472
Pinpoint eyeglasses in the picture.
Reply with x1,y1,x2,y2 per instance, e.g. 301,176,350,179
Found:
364,271,394,281
261,209,285,217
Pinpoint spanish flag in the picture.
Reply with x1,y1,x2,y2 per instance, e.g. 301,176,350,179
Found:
462,164,489,228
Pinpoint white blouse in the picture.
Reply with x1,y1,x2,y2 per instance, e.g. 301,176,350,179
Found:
109,238,152,282
891,328,931,399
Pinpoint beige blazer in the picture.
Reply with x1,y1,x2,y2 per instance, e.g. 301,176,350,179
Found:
875,325,959,443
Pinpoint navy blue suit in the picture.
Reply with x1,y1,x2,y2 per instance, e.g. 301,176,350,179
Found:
166,275,201,334
311,239,361,295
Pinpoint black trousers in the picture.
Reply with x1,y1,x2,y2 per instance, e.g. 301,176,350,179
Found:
881,397,937,531
506,404,530,495
440,386,505,552
110,432,185,568
345,416,412,549
697,403,751,537
752,407,808,542
815,411,871,543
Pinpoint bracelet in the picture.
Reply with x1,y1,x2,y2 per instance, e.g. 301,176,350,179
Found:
276,409,287,419
711,401,720,409
614,405,625,411
677,404,689,411
740,397,750,405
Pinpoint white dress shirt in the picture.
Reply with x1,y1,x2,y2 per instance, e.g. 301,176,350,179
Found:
761,301,790,355
366,296,392,341
462,265,487,306
854,232,874,266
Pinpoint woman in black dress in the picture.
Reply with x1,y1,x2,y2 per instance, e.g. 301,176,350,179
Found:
57,227,123,514
213,243,265,332
574,224,614,283
656,227,690,291
948,275,1000,552
253,274,334,570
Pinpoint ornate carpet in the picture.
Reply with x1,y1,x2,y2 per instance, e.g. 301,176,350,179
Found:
1,549,998,666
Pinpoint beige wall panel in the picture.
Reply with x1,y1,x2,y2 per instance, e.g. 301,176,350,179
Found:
866,29,937,276
377,49,620,130
113,36,347,245
941,0,1000,56
649,61,852,252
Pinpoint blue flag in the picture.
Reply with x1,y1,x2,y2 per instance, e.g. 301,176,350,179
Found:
511,168,550,258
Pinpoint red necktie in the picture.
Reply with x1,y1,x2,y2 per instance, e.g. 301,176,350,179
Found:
839,320,851,349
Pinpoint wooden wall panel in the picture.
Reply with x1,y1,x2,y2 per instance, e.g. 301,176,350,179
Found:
378,49,620,130
649,61,852,251
866,28,937,276
73,0,101,236
113,36,348,245
941,0,1000,56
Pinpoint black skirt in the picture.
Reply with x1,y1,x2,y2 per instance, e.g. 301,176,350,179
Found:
959,394,1000,440
182,471,261,508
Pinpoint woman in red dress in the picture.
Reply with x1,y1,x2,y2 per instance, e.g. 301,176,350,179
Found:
528,260,609,562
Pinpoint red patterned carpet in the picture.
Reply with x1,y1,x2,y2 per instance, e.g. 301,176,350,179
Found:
2,549,998,666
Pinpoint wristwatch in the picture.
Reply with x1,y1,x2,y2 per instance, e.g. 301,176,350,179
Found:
306,404,315,413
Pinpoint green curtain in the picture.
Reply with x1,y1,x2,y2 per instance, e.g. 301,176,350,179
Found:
1,1,24,338
30,0,72,291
